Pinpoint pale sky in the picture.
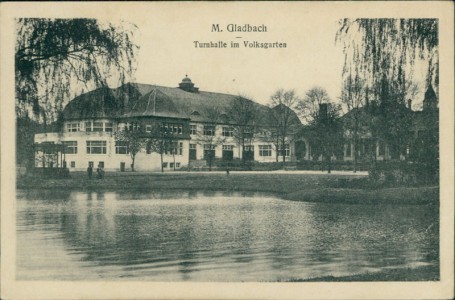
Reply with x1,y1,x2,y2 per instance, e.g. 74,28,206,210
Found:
129,4,346,106
4,2,438,111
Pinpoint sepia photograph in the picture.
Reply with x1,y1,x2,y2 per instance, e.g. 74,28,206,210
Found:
1,1,453,299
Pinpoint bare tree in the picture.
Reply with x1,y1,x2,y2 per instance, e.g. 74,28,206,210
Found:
268,89,301,165
296,87,331,124
228,96,258,164
145,123,176,173
115,125,146,172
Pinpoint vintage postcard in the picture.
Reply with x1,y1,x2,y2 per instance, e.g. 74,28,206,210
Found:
1,1,453,299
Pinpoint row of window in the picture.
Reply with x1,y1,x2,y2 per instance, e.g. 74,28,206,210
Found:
191,125,247,137
162,162,181,168
67,122,113,133
68,121,256,139
61,140,181,155
145,141,184,155
61,141,290,157
64,161,182,169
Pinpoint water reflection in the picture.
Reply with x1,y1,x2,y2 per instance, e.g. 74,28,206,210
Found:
17,190,438,281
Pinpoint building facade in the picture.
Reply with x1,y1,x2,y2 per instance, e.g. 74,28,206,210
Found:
35,77,437,172
35,77,302,172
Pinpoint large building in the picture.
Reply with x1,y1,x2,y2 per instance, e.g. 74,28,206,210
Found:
34,76,438,172
34,76,305,172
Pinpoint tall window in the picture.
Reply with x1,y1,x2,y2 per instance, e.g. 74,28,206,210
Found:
86,141,107,154
203,144,216,160
115,141,129,154
222,145,234,160
243,145,254,161
190,125,197,135
66,123,80,132
259,145,272,157
278,144,290,157
63,141,78,154
189,143,197,160
222,127,234,137
203,125,216,136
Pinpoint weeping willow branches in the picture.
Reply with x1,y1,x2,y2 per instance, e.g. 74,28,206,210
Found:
15,18,139,122
336,19,438,105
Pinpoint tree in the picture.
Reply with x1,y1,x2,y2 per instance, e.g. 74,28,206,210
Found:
268,89,301,165
196,107,226,171
115,126,146,172
16,18,138,121
340,75,367,172
15,18,138,168
228,96,258,164
336,19,438,106
336,19,437,173
296,87,331,124
144,123,175,173
305,103,344,173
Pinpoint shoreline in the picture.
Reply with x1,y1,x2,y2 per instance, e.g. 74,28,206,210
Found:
17,172,439,205
286,264,439,282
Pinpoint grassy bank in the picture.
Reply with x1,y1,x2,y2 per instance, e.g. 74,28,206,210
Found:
288,264,439,282
17,171,439,205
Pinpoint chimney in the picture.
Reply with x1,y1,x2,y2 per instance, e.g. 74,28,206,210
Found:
407,99,412,110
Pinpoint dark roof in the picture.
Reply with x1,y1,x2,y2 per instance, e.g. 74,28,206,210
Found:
61,82,273,124
424,84,437,101
340,102,437,133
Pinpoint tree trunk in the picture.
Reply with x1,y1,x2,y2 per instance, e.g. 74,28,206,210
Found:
131,155,135,172
353,118,358,173
353,140,358,173
241,139,245,165
327,154,332,174
160,152,164,172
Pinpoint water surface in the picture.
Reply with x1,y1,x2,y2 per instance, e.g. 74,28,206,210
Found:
17,190,438,281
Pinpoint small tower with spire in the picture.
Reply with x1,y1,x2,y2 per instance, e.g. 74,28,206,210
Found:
178,75,199,93
423,84,438,112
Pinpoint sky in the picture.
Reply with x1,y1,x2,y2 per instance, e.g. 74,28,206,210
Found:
127,4,347,106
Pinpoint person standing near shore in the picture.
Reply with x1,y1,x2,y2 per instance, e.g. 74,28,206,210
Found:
87,165,93,179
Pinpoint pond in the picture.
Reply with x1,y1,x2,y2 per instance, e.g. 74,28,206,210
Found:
16,190,438,281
